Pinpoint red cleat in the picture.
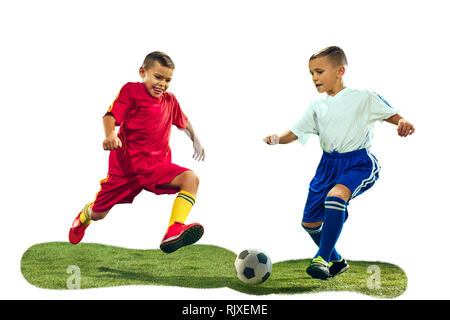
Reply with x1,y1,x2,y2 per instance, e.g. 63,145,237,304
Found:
160,222,204,254
69,207,91,245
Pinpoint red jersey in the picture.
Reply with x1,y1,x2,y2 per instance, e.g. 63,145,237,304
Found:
106,82,188,176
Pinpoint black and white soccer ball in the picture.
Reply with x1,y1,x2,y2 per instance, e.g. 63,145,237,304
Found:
234,249,272,285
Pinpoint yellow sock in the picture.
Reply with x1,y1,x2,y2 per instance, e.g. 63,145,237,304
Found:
80,203,93,226
168,190,196,227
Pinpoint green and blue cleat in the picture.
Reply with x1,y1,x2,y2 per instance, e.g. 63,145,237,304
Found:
306,256,331,280
306,256,349,280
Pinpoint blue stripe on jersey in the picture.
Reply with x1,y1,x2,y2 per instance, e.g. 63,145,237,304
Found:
375,93,393,108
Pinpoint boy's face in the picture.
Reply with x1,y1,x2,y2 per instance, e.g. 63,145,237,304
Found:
309,56,345,96
139,61,174,98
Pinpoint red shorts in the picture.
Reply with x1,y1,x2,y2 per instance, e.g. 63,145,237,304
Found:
92,162,190,213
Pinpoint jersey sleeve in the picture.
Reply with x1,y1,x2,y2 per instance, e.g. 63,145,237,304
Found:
290,103,317,144
368,91,399,123
106,83,135,126
170,93,188,129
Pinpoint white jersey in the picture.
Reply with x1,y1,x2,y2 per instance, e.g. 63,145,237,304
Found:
290,87,399,153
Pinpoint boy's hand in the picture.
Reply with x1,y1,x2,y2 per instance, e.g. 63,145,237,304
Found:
263,134,279,145
103,133,122,150
193,137,205,161
182,126,205,161
397,119,415,137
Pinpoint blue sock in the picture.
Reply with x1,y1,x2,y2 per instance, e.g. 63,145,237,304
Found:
302,224,341,261
314,196,347,262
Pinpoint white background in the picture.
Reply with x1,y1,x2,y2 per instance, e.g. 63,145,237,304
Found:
1,0,449,300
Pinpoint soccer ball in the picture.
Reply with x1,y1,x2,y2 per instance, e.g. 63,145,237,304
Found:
234,249,272,285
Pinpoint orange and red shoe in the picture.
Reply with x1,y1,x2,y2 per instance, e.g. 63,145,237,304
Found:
69,204,92,244
160,221,204,254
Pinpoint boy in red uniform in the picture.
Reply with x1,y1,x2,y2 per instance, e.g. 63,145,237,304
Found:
69,52,205,253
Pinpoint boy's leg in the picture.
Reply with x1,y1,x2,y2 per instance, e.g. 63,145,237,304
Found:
162,170,200,227
306,184,350,280
316,150,379,274
69,175,142,244
80,205,111,224
306,150,377,279
302,188,342,262
69,203,93,245
156,169,204,253
301,221,341,261
314,184,350,262
69,203,111,244
80,204,110,224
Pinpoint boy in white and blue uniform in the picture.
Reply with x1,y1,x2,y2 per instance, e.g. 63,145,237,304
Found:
264,46,415,280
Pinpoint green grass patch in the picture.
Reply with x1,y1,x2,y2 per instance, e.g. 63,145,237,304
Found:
21,242,407,298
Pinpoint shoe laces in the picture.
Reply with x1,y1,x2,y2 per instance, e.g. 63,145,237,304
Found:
311,257,329,267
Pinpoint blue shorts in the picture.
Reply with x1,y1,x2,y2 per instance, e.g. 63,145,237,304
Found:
302,148,380,223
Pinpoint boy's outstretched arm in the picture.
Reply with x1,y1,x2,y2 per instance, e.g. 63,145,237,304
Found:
263,130,298,145
384,114,415,137
102,114,122,150
183,120,205,161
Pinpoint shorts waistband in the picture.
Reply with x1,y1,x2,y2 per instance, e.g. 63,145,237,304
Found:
322,148,368,159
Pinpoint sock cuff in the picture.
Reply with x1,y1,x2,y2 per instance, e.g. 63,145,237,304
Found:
302,224,323,235
324,196,347,211
177,190,196,206
83,202,94,215
80,202,94,225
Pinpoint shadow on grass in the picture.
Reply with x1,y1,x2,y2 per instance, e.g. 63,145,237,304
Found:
95,266,235,289
21,242,407,298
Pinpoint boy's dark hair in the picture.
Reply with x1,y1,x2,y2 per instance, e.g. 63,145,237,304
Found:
142,51,175,70
309,46,348,67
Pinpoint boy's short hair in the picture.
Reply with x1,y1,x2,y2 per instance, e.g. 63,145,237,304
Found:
309,46,348,67
142,51,175,70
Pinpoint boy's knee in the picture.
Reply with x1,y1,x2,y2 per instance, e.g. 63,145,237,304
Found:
327,184,351,202
185,170,200,187
302,221,323,229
